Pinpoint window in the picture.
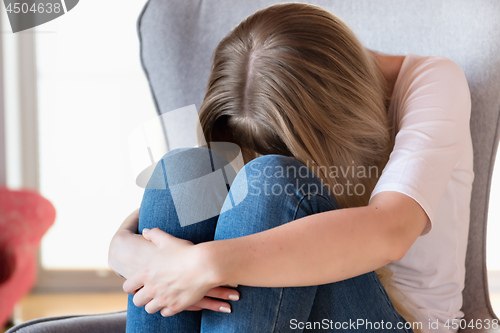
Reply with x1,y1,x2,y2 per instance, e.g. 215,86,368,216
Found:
2,0,156,291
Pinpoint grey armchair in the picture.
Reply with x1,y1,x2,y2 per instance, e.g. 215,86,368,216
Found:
8,0,500,332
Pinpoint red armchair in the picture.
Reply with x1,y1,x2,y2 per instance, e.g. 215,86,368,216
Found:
0,188,56,327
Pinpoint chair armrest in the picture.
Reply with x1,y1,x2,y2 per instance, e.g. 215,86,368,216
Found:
6,311,127,333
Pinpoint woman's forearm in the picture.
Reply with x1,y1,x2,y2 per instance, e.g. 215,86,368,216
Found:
205,192,427,288
120,192,426,315
108,209,156,278
109,231,156,278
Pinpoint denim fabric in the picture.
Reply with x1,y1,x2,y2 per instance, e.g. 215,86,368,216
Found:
126,149,412,333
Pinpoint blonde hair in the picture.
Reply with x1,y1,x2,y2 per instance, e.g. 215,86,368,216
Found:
199,3,391,208
199,4,419,329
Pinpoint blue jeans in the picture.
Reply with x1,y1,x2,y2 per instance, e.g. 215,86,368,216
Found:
126,148,412,333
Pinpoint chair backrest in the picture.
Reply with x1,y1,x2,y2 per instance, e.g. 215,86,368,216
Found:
137,0,500,324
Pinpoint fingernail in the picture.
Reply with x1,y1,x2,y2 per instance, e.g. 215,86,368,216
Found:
228,294,239,301
142,228,150,234
219,306,231,313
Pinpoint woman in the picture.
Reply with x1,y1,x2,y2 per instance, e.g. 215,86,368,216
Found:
109,3,473,332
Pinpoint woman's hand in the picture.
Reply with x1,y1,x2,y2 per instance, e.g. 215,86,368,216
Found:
120,227,238,316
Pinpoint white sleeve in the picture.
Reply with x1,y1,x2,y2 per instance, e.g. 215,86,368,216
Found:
370,57,471,234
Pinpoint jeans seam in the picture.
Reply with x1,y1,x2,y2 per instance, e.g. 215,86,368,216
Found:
271,288,285,333
292,193,335,220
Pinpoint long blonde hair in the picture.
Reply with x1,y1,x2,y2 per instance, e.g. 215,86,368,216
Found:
199,4,419,329
199,3,391,208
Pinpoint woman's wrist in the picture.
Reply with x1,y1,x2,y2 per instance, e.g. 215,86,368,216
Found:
108,209,144,278
196,240,235,289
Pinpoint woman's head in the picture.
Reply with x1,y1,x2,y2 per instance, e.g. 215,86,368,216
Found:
199,3,391,207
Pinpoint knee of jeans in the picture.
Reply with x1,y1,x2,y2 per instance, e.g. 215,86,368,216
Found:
220,154,338,232
232,154,332,201
244,154,303,177
146,147,235,189
243,154,317,184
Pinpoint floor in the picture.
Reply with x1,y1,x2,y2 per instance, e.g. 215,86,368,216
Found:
2,292,499,333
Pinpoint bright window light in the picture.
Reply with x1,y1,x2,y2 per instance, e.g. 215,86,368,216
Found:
37,0,155,270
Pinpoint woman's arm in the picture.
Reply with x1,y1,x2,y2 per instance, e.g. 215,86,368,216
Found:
108,209,156,278
123,191,427,316
207,191,427,287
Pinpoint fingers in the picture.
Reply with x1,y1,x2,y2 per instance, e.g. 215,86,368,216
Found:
223,284,239,288
142,227,168,244
131,289,240,315
123,277,143,295
144,299,163,314
155,297,235,316
132,287,153,309
189,297,233,313
162,288,240,315
185,305,203,311
205,287,240,301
